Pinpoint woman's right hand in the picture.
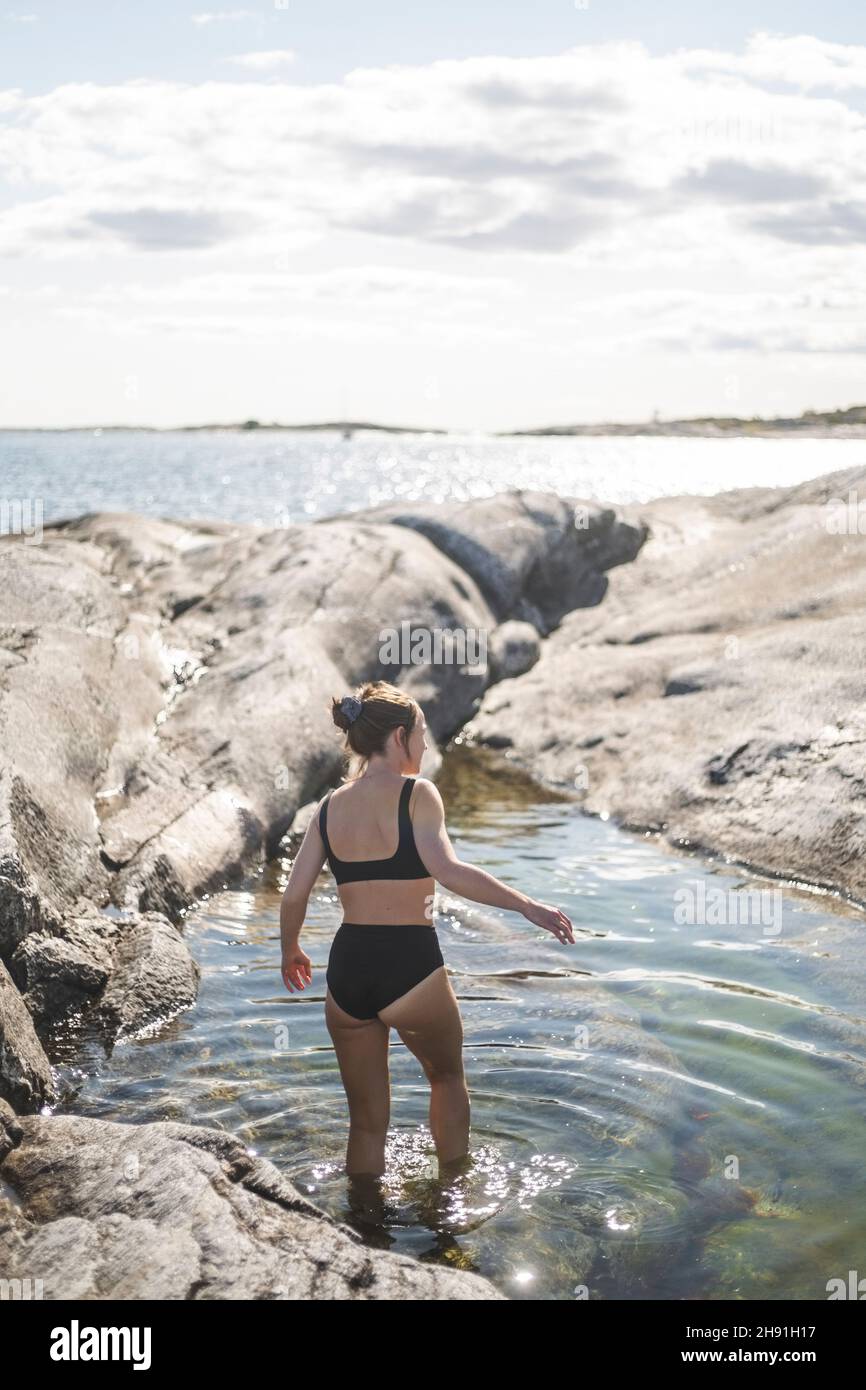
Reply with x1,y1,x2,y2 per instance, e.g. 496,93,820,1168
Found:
523,899,575,943
282,947,313,994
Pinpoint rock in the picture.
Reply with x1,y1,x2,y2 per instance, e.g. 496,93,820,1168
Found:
0,853,45,962
49,513,501,919
392,661,485,743
0,537,167,951
352,490,648,633
277,799,322,859
0,1111,506,1299
465,464,866,901
5,908,199,1063
95,913,201,1043
0,961,57,1112
0,1096,24,1160
488,620,541,681
9,914,116,1030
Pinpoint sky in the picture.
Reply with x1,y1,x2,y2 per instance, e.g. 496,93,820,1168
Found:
1,3,865,430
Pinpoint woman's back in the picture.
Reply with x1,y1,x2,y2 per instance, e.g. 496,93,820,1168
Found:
320,773,434,925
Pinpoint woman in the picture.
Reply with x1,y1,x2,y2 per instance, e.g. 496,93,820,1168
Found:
279,680,575,1179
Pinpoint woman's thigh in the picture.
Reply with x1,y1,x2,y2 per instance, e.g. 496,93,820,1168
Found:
325,988,391,1128
378,967,465,1079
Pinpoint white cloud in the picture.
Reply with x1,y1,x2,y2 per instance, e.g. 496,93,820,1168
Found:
191,9,255,24
553,285,866,358
679,31,866,91
2,34,865,425
80,264,517,307
224,50,297,71
1,39,862,264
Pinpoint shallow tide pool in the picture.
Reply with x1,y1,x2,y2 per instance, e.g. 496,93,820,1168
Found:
51,749,866,1301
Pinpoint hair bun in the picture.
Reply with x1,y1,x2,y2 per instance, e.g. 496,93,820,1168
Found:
328,681,418,761
331,693,363,731
340,694,363,723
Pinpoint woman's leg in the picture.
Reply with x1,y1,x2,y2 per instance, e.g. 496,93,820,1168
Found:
325,987,391,1176
378,967,470,1168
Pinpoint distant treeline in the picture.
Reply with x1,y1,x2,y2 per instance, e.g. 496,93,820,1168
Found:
5,406,866,436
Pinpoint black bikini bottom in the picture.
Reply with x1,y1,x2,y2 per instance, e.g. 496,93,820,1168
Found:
326,922,445,1021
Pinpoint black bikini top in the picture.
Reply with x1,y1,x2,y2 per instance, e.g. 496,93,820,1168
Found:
319,777,431,885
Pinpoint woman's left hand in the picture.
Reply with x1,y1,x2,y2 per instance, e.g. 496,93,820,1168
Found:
523,899,575,943
282,949,313,993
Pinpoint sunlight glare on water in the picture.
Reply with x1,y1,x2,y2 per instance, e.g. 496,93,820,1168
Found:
2,428,865,525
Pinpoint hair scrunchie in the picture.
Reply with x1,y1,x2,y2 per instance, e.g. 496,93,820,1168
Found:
339,694,363,724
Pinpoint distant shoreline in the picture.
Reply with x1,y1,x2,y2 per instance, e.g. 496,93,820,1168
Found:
3,406,866,438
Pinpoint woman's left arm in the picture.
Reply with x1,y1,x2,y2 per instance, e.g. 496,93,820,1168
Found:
279,800,328,993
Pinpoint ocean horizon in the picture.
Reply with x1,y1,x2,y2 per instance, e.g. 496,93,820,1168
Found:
2,427,865,529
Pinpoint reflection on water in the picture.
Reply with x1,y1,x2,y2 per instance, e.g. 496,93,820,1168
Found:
4,427,866,526
49,749,866,1301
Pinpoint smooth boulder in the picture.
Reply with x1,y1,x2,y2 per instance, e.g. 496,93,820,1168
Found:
0,1103,505,1300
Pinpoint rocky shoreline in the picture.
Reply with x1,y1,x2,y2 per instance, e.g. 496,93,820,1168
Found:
1,464,862,1298
466,464,866,906
0,490,642,1298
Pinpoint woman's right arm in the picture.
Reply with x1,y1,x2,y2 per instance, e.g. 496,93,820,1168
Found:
412,778,575,944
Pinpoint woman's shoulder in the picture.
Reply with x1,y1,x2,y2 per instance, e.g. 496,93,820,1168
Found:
409,775,444,810
325,783,358,815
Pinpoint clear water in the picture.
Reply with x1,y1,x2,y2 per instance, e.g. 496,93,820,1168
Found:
2,428,865,527
49,749,866,1302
